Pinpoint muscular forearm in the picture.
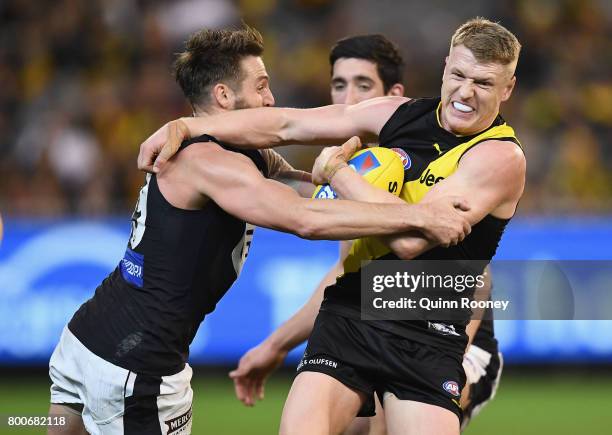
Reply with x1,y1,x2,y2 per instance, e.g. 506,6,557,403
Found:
181,105,361,149
214,168,424,241
329,168,432,257
180,99,396,150
298,198,425,240
182,109,287,149
465,319,481,350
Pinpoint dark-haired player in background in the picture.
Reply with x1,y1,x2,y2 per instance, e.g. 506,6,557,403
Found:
47,26,470,435
228,34,503,434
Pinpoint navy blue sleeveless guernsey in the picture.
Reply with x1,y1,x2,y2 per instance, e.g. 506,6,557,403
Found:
69,135,268,375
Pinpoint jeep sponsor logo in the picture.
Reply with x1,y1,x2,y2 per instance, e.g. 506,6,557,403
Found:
165,407,192,434
419,168,445,186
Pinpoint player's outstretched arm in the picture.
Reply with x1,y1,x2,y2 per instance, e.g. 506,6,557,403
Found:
229,241,351,406
137,96,409,172
184,140,455,241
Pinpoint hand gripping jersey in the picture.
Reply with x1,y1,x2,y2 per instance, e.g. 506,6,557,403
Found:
69,135,268,376
321,97,521,354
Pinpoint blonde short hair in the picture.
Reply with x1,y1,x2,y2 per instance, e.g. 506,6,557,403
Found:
451,17,521,67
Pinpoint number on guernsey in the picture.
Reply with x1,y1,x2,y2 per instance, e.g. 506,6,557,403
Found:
231,224,254,276
129,174,150,249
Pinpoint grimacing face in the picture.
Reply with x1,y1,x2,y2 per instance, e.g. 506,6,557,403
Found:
232,56,275,110
440,44,516,136
330,58,387,104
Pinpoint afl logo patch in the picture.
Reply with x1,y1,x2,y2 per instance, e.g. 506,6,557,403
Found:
443,381,460,397
391,148,411,170
349,150,381,175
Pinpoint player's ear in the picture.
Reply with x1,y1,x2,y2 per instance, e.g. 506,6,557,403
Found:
442,56,449,78
501,75,516,102
212,83,235,110
387,83,404,97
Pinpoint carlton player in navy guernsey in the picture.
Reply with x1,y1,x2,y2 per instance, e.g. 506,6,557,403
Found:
48,26,471,435
140,18,525,435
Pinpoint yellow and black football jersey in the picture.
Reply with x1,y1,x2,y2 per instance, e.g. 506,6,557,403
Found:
320,97,522,353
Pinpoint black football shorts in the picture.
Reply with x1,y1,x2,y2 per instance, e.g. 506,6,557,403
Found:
296,311,466,421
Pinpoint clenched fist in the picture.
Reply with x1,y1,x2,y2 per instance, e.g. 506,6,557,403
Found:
417,197,472,247
311,136,362,185
137,119,191,173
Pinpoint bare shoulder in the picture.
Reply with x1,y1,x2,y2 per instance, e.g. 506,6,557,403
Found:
346,96,412,135
180,141,254,170
165,140,267,207
156,141,232,209
347,95,411,113
461,139,525,174
457,139,526,206
179,140,224,160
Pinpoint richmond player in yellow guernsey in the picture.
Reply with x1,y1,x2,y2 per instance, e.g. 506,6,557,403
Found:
334,100,519,347
139,17,525,435
229,34,503,435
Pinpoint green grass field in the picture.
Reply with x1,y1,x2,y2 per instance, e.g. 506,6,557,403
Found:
1,372,611,434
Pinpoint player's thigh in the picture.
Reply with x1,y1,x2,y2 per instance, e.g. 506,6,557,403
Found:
383,393,459,435
343,393,386,435
47,404,87,435
281,371,366,435
48,328,87,435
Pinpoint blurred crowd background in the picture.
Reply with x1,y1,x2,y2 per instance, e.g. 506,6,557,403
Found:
1,0,610,216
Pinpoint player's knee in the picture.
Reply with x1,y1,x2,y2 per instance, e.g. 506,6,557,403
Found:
280,403,331,435
47,404,87,435
343,417,371,435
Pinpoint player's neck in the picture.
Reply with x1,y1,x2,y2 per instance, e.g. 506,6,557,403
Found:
192,105,227,118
